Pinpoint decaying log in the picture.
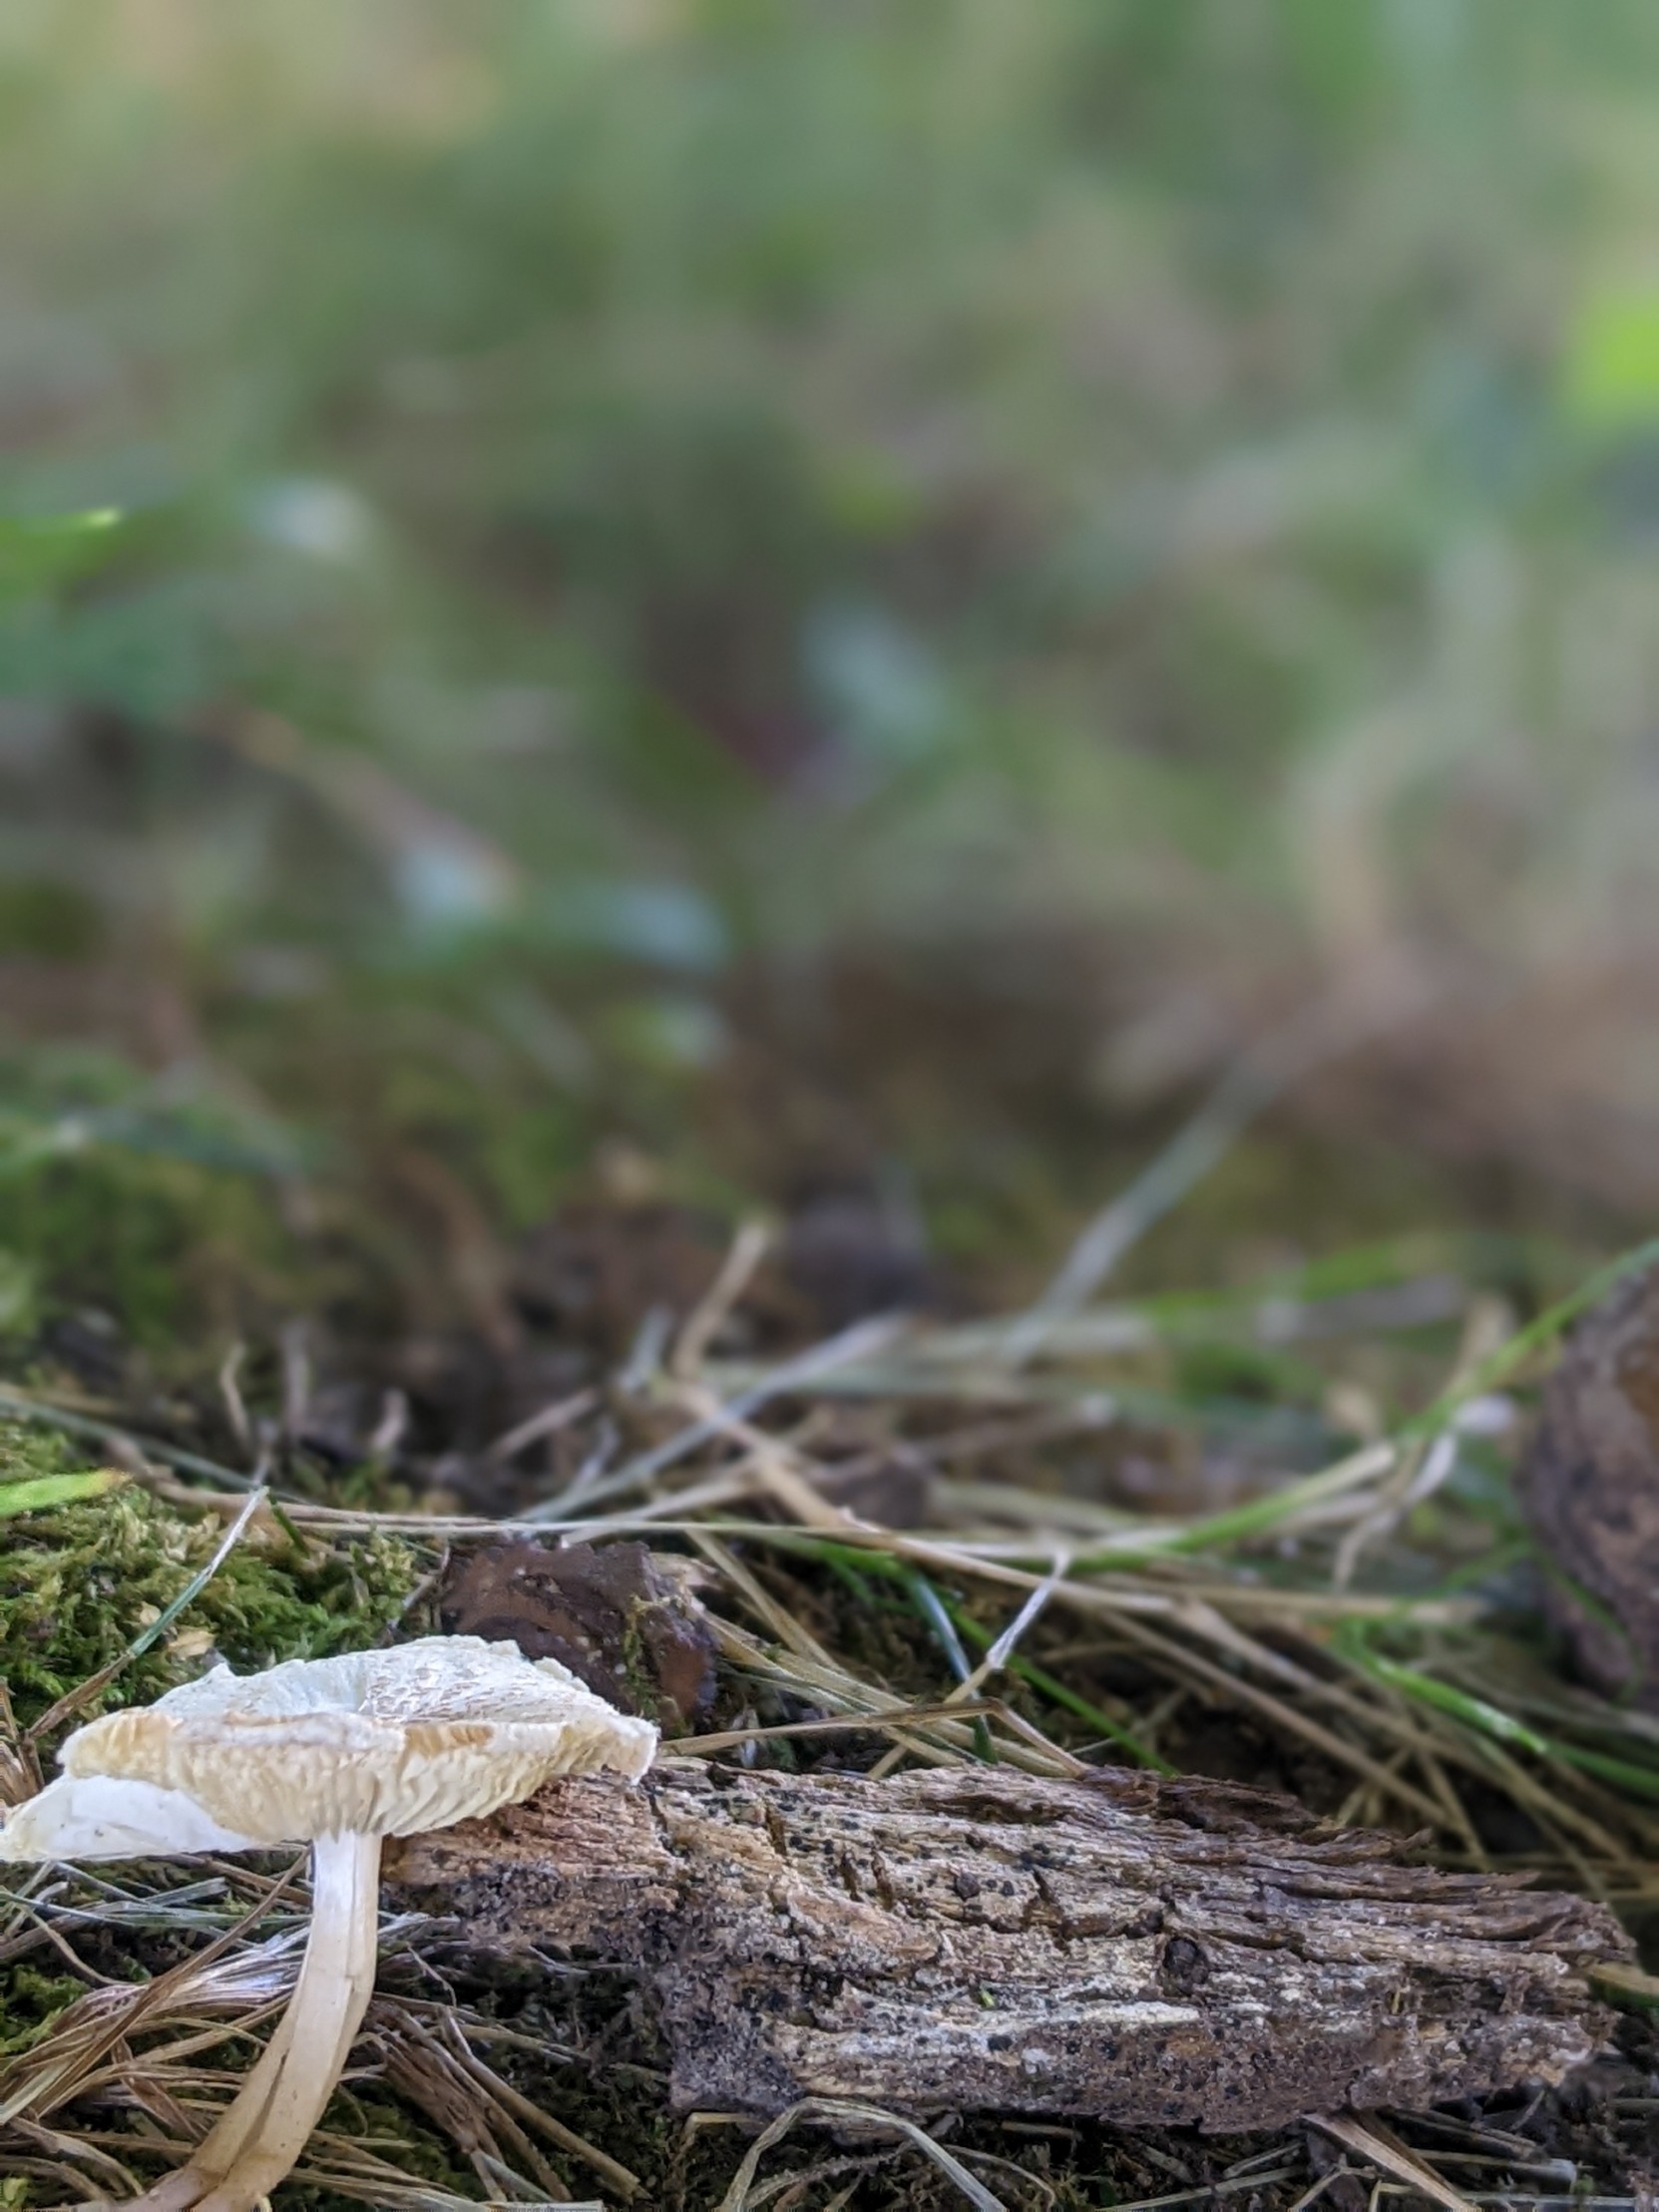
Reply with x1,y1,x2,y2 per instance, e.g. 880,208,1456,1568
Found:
387,1760,1632,2132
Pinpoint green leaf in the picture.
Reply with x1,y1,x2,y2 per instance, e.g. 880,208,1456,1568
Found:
1564,290,1659,428
0,509,124,603
0,1466,128,1520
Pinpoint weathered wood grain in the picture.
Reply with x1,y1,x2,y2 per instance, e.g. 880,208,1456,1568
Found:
387,1761,1631,2132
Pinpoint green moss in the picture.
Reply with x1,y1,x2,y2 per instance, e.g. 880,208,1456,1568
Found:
0,1967,88,2056
0,1427,426,1736
618,1608,652,1716
289,2093,475,2208
0,1046,309,1354
5,1151,291,1352
0,880,102,961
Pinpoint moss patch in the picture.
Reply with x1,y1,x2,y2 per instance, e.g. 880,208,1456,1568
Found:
0,1968,88,2057
4,1150,292,1355
0,1426,426,1737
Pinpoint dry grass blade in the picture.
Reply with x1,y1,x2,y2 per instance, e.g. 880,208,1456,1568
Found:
868,1555,1071,1782
375,2005,575,2202
1279,2169,1357,2212
1091,1608,1453,1831
295,2135,561,2211
0,1680,42,1805
1306,2113,1478,2212
1330,1294,1513,1590
680,1697,1004,1757
432,2007,642,2200
690,1530,843,1668
703,1593,1075,1776
739,2149,902,2208
665,1380,847,1528
0,1868,307,2128
1049,2173,1303,2212
485,1387,601,1466
0,2147,111,2200
528,1312,907,1519
713,2096,1010,2212
672,1216,771,1378
7,2107,145,2195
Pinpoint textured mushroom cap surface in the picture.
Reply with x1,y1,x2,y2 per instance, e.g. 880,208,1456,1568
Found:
41,1635,657,1848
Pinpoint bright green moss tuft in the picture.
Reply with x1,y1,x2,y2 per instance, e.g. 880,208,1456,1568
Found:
0,1426,426,1737
0,1968,89,2057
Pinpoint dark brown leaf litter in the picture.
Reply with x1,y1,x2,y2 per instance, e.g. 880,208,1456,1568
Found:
511,1189,942,1357
511,1202,732,1353
778,1183,935,1329
389,1762,1632,2132
440,1540,716,1731
1520,1258,1659,1706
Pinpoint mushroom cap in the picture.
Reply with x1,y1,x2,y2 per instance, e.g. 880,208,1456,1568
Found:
0,1635,657,1859
0,1775,265,1861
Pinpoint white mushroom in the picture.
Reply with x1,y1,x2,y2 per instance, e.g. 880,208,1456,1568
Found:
0,1635,656,2212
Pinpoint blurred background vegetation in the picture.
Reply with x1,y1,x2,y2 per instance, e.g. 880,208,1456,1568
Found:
5,0,1659,1352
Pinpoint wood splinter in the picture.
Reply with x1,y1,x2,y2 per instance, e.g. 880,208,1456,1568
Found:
388,1759,1633,2132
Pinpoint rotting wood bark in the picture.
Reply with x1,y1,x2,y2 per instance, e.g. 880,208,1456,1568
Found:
386,1760,1632,2132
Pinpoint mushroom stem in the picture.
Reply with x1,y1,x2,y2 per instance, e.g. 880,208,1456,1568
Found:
127,2010,297,2212
131,1832,382,2212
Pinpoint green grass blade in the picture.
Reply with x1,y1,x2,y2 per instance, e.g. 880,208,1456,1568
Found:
0,1466,126,1519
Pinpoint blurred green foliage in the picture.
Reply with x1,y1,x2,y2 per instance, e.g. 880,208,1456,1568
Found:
2,0,1659,1258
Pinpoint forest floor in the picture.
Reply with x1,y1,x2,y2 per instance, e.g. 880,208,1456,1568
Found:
2,965,1657,2212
